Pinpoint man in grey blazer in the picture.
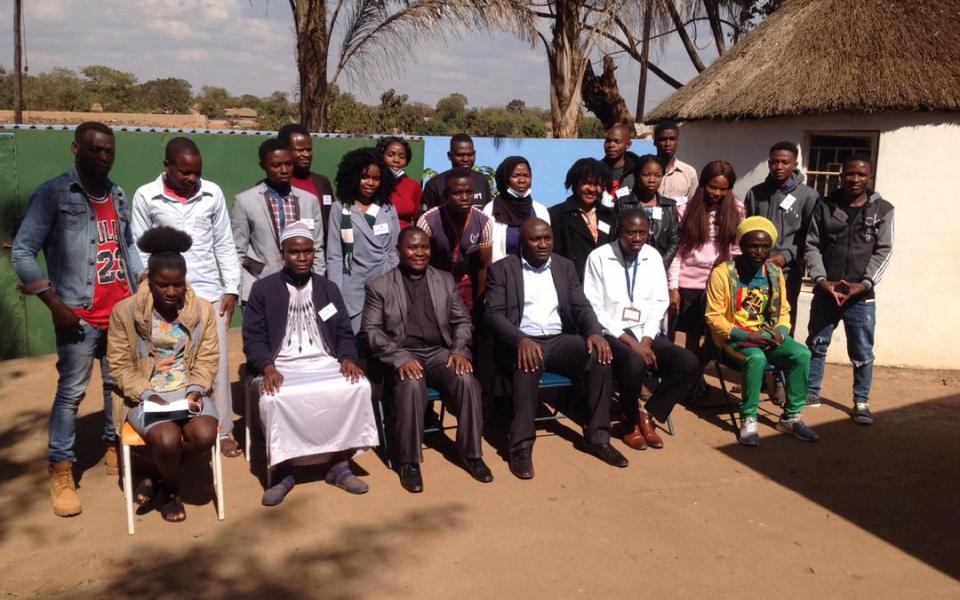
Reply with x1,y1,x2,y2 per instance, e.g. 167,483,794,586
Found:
232,138,325,302
362,227,492,493
485,218,625,479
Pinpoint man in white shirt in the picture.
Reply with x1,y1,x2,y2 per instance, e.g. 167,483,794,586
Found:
583,209,699,450
485,218,625,479
654,121,699,206
131,137,243,457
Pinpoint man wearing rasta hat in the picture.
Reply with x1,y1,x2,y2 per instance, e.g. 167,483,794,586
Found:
704,216,818,447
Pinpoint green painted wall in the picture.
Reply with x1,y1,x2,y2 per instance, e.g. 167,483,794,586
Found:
0,128,424,359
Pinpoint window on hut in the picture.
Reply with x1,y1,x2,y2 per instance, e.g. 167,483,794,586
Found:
804,133,879,197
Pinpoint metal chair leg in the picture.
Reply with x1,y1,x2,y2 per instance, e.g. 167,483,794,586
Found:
713,359,740,436
122,443,135,535
665,414,675,436
376,395,393,470
213,436,225,521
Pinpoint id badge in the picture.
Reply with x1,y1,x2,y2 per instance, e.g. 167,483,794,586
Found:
622,307,642,323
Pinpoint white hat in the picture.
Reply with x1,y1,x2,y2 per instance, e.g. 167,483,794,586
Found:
279,221,313,244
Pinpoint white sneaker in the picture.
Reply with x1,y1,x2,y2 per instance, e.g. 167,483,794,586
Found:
776,416,819,442
739,416,760,447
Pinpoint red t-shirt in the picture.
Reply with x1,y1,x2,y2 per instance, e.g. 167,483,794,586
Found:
291,174,318,197
73,196,132,329
391,175,423,229
163,184,191,204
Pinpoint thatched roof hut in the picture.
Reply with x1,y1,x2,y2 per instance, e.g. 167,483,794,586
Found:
640,0,960,371
644,0,960,122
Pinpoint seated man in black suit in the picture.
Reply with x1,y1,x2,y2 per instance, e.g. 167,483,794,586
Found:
362,227,492,493
485,218,627,479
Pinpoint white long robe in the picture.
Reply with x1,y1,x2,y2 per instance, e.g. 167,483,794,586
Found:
259,280,379,468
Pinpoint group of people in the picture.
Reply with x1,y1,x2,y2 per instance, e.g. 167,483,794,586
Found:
11,119,893,524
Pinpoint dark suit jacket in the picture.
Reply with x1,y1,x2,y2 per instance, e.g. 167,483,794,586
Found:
484,253,603,348
549,196,616,281
361,266,473,368
242,271,358,376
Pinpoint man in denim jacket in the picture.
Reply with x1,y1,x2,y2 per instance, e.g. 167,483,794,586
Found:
11,122,143,517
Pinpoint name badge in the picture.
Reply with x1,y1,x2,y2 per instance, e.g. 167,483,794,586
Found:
615,186,631,199
675,196,688,207
780,194,796,210
622,307,642,323
833,206,849,223
601,191,615,208
318,302,338,321
322,195,333,206
373,223,390,236
301,218,315,229
597,221,611,234
651,206,663,220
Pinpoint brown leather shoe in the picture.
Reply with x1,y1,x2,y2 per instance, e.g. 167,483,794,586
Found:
105,445,119,476
622,425,648,450
639,412,664,449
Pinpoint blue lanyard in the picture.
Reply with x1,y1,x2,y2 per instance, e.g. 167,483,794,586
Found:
624,255,639,304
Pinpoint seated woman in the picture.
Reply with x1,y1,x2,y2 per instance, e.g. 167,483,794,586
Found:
618,154,680,272
483,156,550,262
549,157,616,281
704,217,818,447
377,136,421,229
668,160,744,364
326,148,401,332
108,226,219,523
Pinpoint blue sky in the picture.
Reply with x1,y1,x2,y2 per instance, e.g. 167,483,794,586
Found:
0,0,719,115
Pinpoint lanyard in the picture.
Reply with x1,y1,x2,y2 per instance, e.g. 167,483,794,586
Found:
624,255,639,304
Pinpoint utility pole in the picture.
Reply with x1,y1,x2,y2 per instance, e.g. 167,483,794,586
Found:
13,0,24,124
635,0,653,120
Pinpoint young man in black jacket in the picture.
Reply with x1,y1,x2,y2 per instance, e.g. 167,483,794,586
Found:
804,155,894,425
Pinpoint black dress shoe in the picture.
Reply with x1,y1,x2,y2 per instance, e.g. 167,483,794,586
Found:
399,463,424,493
583,441,629,468
462,457,494,483
509,450,535,480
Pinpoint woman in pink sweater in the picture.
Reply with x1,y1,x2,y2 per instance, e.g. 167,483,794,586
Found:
668,160,745,362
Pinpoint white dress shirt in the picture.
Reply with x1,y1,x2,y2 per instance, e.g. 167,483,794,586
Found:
583,242,668,341
132,175,241,302
519,256,563,336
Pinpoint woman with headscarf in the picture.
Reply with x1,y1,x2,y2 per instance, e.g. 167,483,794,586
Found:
326,148,400,332
482,156,550,262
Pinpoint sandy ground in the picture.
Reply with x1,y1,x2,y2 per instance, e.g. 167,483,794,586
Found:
0,330,957,599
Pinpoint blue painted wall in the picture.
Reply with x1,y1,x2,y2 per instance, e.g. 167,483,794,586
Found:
422,136,656,208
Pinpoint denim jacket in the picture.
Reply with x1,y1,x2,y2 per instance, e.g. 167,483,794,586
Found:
11,168,142,308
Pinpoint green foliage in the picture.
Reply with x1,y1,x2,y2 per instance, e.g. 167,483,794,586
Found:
435,93,468,126
25,68,91,111
80,65,138,112
578,116,606,139
195,86,234,119
138,78,193,114
328,90,376,134
256,91,298,131
376,88,415,134
506,98,526,113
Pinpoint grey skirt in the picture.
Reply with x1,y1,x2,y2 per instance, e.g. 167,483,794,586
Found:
127,390,219,436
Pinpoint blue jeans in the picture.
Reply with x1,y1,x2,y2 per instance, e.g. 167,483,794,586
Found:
50,321,117,463
806,294,876,403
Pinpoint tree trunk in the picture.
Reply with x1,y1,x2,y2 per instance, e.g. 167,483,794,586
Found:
582,55,631,130
546,1,587,138
636,0,653,119
664,0,706,72
291,0,330,132
703,0,726,55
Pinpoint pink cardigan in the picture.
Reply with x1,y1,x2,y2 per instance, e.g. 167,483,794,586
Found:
668,199,745,290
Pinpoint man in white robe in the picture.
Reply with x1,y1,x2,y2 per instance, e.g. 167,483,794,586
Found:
242,221,378,506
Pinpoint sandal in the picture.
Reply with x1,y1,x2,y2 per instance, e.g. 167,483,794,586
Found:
158,489,186,523
134,478,157,507
220,437,243,458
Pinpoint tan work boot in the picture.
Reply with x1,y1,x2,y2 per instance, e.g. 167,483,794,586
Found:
49,461,82,517
105,445,119,476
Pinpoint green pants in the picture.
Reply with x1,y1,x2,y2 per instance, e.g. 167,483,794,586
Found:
723,334,811,419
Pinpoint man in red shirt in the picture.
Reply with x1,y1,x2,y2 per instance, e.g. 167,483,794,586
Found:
278,124,336,249
11,122,142,516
